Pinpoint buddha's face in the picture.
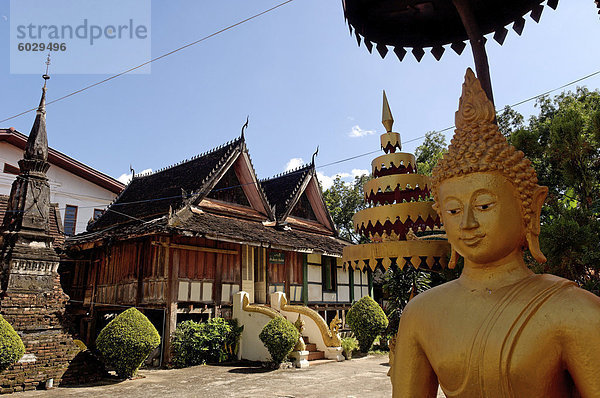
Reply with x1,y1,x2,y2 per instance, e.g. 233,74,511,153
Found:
437,172,526,266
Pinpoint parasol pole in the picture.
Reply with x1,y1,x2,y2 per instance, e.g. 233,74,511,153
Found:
452,0,495,105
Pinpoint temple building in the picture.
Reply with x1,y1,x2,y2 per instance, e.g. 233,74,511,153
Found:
63,133,365,364
0,128,124,235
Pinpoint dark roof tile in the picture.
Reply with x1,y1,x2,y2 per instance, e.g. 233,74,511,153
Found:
89,138,241,231
68,211,348,256
261,164,312,220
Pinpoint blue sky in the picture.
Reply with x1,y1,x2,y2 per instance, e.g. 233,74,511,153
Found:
1,1,600,189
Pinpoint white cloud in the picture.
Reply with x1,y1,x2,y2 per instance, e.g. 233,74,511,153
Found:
117,168,152,184
285,157,304,172
316,171,357,190
351,169,369,178
349,125,375,138
316,172,336,190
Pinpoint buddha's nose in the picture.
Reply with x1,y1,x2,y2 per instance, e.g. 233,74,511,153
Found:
461,205,480,230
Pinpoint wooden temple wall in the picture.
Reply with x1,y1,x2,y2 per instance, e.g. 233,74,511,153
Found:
171,236,242,305
266,250,303,302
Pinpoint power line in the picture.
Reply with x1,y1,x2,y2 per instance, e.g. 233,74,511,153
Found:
8,62,600,216
0,0,296,124
318,67,600,169
6,65,600,216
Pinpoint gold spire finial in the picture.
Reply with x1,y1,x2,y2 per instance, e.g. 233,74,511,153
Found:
382,90,394,133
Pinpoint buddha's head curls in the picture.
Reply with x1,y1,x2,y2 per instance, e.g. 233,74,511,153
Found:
431,68,548,267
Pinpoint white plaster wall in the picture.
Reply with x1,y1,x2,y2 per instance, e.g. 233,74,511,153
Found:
307,264,321,283
0,142,118,234
308,284,322,302
232,291,271,361
354,269,362,285
337,285,350,302
268,285,284,295
323,292,336,302
361,286,369,298
241,280,254,303
354,286,362,301
290,285,302,302
337,267,349,284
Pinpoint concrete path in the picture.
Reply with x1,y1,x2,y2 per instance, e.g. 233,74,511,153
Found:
17,354,445,398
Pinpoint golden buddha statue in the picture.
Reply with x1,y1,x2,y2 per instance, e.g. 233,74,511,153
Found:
390,69,600,398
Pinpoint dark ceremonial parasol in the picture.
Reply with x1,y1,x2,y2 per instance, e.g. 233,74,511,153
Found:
342,0,565,103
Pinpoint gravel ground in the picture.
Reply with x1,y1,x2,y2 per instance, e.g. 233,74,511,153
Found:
16,354,445,398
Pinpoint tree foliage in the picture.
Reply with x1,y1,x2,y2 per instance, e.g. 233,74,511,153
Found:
322,174,370,243
171,318,243,368
415,131,447,176
382,266,431,335
499,88,600,288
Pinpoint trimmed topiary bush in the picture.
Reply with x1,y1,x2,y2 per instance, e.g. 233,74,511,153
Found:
171,318,243,368
96,308,160,378
0,314,25,371
259,317,299,364
346,296,389,352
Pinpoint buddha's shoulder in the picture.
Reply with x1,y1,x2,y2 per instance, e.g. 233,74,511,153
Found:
401,280,462,315
530,274,600,332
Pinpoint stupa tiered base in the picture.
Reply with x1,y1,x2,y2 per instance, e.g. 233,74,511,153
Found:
343,239,449,271
342,91,450,272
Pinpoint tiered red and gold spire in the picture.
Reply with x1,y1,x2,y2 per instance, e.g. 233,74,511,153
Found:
342,92,450,271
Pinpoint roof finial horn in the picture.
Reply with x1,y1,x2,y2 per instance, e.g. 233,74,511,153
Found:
241,116,249,139
311,146,319,165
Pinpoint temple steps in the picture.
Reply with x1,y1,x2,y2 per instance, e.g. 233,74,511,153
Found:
303,337,324,361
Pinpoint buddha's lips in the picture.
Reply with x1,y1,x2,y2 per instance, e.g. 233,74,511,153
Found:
460,234,486,245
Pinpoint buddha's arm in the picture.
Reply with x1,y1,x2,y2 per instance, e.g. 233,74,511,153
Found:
561,289,600,398
391,304,438,398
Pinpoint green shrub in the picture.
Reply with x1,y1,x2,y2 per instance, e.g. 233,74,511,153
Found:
346,296,389,352
259,317,299,364
372,334,391,352
171,318,243,368
0,315,25,371
96,308,160,378
341,336,359,359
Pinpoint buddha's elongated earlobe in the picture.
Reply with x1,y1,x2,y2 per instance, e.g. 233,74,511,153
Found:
526,185,548,264
448,246,459,269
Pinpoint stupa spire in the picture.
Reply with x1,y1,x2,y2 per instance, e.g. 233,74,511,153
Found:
24,54,51,164
382,90,394,133
3,56,53,235
380,91,402,153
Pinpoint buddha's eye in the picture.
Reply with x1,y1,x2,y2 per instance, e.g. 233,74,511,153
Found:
446,208,461,215
475,203,495,211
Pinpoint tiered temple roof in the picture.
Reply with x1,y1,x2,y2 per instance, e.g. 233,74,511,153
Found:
69,135,347,257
